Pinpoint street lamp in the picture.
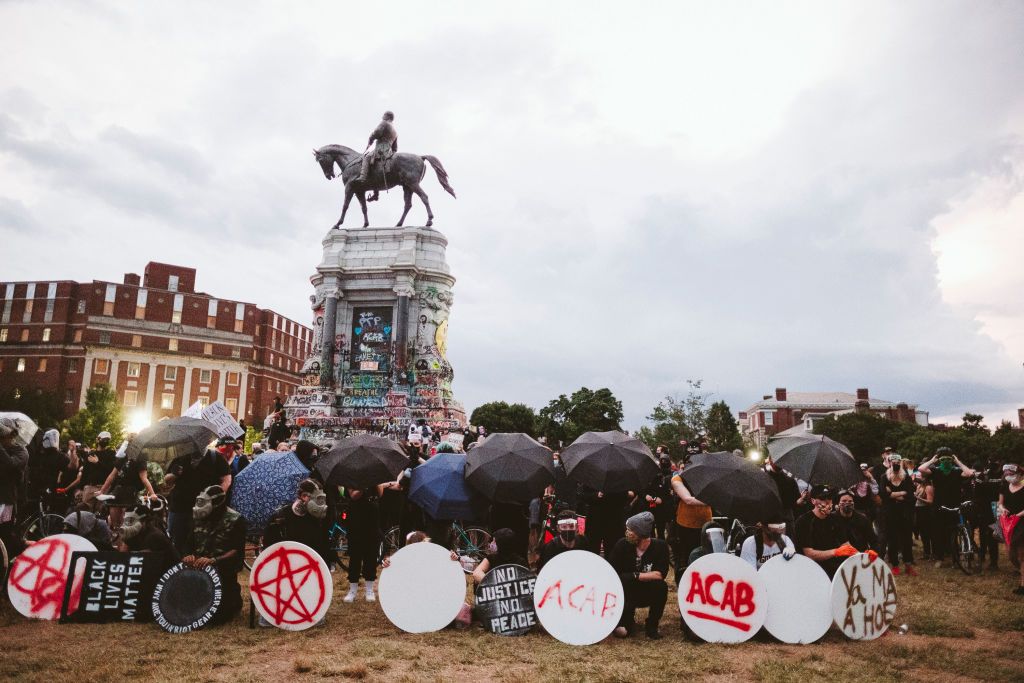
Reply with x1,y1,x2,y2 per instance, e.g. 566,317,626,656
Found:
748,450,762,462
127,410,150,434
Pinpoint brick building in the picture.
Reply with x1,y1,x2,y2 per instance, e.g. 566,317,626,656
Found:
739,387,928,446
0,262,311,427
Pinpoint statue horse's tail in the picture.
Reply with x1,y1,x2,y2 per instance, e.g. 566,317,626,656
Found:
422,155,457,199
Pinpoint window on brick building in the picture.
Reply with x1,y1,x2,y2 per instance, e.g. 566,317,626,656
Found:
227,371,239,386
42,327,50,342
164,366,178,380
231,348,240,359
20,329,29,342
169,338,178,351
247,403,253,416
131,334,142,348
123,390,138,407
95,359,109,375
225,398,238,415
77,300,86,314
197,396,209,409
74,329,82,343
99,331,111,345
161,393,175,410
207,299,217,328
204,342,213,355
23,300,34,322
0,328,7,342
172,294,183,324
103,284,116,316
762,410,774,426
68,358,78,373
168,275,179,292
127,362,141,378
17,358,26,372
200,369,212,383
64,389,73,403
37,358,46,372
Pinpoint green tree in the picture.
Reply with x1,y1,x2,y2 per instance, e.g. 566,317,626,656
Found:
0,387,64,431
959,412,989,436
62,384,124,446
705,400,742,452
537,387,623,448
637,379,708,461
812,412,921,464
470,401,537,436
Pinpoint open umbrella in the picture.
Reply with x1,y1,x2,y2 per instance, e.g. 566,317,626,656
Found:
0,412,38,447
561,430,659,493
231,451,310,532
125,417,218,468
768,435,861,487
409,452,482,520
680,451,782,522
465,432,554,504
316,433,408,490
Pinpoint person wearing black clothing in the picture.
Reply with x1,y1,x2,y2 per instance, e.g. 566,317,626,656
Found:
551,452,579,512
165,448,231,553
538,512,593,571
578,486,630,557
28,429,67,507
268,413,290,449
996,464,1024,594
835,490,876,552
80,439,116,513
182,485,247,624
342,485,384,602
62,509,114,551
99,445,155,534
638,455,674,540
263,479,332,565
472,527,527,582
764,456,801,536
488,502,530,560
609,512,669,639
919,447,975,566
879,455,917,575
794,484,856,578
121,504,179,574
971,469,1000,570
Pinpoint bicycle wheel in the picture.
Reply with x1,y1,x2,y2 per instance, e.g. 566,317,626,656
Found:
379,525,401,560
243,536,262,571
331,526,349,571
953,527,977,575
21,514,67,543
452,526,491,574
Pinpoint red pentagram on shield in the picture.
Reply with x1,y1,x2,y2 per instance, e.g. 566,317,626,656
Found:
9,537,75,617
250,546,327,625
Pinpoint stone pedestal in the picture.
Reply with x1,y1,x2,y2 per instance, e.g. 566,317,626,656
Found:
286,225,467,443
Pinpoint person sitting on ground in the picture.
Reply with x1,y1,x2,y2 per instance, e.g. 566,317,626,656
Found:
472,528,527,583
537,511,593,571
740,514,796,569
120,502,178,573
794,484,858,578
263,479,332,566
62,509,114,551
835,488,877,552
181,485,247,624
609,511,669,640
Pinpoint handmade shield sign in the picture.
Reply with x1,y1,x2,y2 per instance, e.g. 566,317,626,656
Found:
249,541,332,630
151,563,222,633
830,553,897,640
678,552,767,643
474,563,537,636
7,534,96,620
378,542,466,633
532,550,624,646
758,554,832,644
60,551,163,623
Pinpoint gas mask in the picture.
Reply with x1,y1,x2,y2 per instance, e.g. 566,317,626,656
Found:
193,486,226,521
122,510,145,540
306,491,328,520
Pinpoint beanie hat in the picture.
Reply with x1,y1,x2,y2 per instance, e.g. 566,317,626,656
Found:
626,511,655,538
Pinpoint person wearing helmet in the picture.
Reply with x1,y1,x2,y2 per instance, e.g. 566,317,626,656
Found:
919,446,975,567
120,503,178,574
62,509,113,551
27,429,68,515
181,485,247,623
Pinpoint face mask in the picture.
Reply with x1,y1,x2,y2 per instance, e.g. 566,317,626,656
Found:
838,502,854,515
306,493,328,520
293,498,309,516
558,530,577,544
122,512,144,540
936,458,954,475
193,488,224,521
1007,475,1022,485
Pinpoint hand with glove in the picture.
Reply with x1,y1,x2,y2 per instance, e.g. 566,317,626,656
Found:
866,549,879,562
55,488,66,495
782,547,795,560
833,543,858,558
619,571,639,584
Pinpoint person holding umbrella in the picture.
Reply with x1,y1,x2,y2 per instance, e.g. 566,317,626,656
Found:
669,468,711,587
165,438,232,553
342,483,385,603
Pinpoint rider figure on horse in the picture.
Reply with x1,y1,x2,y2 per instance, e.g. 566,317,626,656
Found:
357,111,398,202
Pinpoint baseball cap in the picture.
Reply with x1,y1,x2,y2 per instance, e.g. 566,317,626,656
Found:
810,484,834,500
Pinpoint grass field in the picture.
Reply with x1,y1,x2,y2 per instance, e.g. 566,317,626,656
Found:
2,556,1022,683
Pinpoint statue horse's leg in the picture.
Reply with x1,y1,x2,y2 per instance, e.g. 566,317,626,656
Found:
335,185,355,228
411,182,433,227
396,186,414,227
357,192,369,228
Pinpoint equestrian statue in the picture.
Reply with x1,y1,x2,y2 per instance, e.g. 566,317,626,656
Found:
313,111,456,229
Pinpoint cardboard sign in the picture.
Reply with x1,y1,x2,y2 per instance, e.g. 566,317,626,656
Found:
250,541,332,630
60,551,163,623
830,553,897,640
474,564,537,636
151,563,222,633
378,542,466,633
532,550,624,646
758,554,832,644
678,552,767,643
183,400,244,438
7,534,96,620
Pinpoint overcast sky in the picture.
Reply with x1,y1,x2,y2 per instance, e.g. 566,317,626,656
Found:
2,1,1022,430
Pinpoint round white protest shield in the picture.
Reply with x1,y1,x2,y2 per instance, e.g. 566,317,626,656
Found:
759,553,832,643
830,553,897,640
250,541,333,630
378,542,466,633
7,534,96,620
678,552,766,643
532,550,624,646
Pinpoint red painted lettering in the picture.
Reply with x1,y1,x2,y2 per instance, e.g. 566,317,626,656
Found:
734,581,755,618
685,572,707,604
567,584,586,610
537,580,563,609
720,580,736,613
600,592,617,618
706,574,724,607
579,587,597,615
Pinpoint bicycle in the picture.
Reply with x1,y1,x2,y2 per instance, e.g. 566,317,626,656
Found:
20,492,66,544
380,521,491,574
941,501,978,575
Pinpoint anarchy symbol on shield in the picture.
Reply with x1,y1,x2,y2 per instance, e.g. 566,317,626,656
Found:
249,541,333,630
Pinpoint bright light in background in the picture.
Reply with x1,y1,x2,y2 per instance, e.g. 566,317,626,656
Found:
748,450,762,462
126,410,151,434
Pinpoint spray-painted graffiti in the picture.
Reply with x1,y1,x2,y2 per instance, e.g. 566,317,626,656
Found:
350,308,393,372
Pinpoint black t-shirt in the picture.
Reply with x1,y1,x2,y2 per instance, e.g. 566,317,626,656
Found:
29,447,68,497
768,468,801,511
795,511,847,576
537,534,592,571
264,503,332,563
836,511,876,552
608,537,670,580
880,474,914,511
167,451,230,513
1001,481,1024,515
124,526,179,573
81,449,116,486
931,469,967,508
115,456,148,492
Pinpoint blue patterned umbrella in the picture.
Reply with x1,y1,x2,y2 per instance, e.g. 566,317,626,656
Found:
409,452,483,521
231,452,310,532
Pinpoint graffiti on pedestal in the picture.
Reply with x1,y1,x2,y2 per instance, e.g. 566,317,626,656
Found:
350,308,393,373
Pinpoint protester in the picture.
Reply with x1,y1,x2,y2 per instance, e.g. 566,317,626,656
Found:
919,447,975,567
913,470,935,560
669,465,712,586
268,412,291,449
488,501,530,560
835,489,876,552
852,463,880,519
794,484,858,578
537,511,592,571
971,465,1000,571
879,454,917,576
609,511,669,640
164,443,232,553
472,527,527,583
230,442,251,477
293,439,319,471
996,463,1024,595
181,485,247,623
263,479,332,565
120,503,178,573
54,439,81,513
78,433,116,513
98,437,156,534
28,428,67,511
342,485,384,603
0,418,29,556
763,454,801,535
637,451,674,540
62,509,114,551
740,515,795,569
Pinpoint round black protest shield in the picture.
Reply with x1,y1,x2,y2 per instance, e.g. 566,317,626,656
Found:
151,563,222,633
474,563,537,636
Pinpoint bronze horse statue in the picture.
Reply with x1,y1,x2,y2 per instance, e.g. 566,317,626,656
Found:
313,144,456,228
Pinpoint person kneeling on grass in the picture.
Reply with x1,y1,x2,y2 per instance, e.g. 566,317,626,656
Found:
740,515,795,570
610,511,669,640
181,485,247,624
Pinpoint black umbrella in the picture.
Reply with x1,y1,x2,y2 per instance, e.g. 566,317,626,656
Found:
465,433,555,504
680,451,782,523
768,435,861,487
561,430,659,493
316,434,408,490
125,417,219,467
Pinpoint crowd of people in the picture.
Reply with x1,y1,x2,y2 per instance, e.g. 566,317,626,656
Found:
2,414,1023,638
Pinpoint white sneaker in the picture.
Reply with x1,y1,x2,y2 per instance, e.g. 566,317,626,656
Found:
343,586,358,603
365,581,376,602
